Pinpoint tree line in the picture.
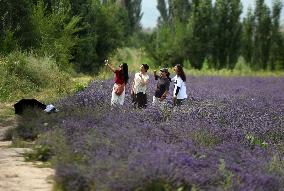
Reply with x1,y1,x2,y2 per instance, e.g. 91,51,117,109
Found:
147,0,284,70
0,0,283,72
0,0,142,73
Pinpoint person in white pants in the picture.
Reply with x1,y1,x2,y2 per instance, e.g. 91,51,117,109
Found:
105,60,129,106
131,64,150,108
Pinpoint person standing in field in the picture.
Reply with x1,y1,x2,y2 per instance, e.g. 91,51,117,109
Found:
131,64,149,108
105,60,129,106
152,68,170,106
172,64,187,106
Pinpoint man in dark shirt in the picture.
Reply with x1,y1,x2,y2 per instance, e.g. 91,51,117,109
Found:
153,68,170,106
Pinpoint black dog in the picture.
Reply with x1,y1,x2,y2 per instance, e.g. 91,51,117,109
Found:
14,99,46,115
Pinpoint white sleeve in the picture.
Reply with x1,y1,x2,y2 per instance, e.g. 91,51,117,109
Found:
145,74,149,81
134,73,140,81
176,77,182,87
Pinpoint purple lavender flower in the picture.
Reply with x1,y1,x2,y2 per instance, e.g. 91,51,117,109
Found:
24,76,284,190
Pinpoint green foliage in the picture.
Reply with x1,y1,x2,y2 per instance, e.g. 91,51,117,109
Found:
147,0,201,68
0,0,36,51
268,154,284,176
0,30,18,55
2,127,15,141
73,0,129,73
38,129,74,163
241,7,254,65
190,129,220,148
157,0,169,26
169,0,191,24
241,0,284,71
124,0,143,34
147,0,244,70
147,0,284,72
183,59,192,69
211,0,243,69
24,128,79,164
233,57,252,74
269,0,283,71
1,0,283,74
245,134,268,149
73,82,87,93
218,159,234,191
24,144,53,162
0,51,72,101
253,0,272,70
201,58,210,71
127,31,152,48
31,0,80,71
13,109,44,140
0,0,135,74
145,23,188,67
187,0,212,69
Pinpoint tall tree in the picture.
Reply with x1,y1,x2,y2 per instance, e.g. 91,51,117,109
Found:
186,0,212,69
211,0,242,69
269,0,283,70
0,0,36,52
157,0,169,26
253,0,272,70
43,0,71,13
124,0,143,34
70,0,128,73
242,7,255,66
168,0,191,24
31,0,80,70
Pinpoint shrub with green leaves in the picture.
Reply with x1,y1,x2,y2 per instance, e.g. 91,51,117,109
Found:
0,51,72,101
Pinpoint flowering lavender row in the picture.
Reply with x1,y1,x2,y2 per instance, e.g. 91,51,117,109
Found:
35,76,284,190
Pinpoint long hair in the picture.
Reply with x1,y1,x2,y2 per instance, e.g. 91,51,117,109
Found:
122,62,129,84
166,71,171,81
176,64,186,82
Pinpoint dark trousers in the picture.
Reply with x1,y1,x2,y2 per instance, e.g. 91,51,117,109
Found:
176,99,185,106
133,92,147,108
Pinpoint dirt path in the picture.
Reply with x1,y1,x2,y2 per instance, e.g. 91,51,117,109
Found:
0,141,54,191
0,104,54,191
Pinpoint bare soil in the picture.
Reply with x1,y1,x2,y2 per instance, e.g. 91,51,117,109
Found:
0,103,54,191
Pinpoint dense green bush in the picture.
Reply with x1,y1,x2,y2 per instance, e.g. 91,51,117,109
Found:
0,51,72,101
31,0,80,71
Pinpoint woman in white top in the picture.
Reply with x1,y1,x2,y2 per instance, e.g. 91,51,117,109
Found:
131,64,150,108
172,64,187,106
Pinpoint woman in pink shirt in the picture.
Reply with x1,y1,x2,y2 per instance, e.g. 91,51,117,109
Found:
105,61,129,106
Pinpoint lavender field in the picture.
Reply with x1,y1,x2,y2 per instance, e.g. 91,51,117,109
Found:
21,76,284,191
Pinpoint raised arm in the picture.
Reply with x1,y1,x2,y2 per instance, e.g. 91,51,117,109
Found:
105,60,115,73
153,70,159,80
139,73,149,86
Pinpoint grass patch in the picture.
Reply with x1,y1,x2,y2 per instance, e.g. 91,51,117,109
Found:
10,138,34,148
190,129,221,148
24,144,54,162
0,51,73,102
0,103,15,125
267,154,284,176
218,159,234,191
